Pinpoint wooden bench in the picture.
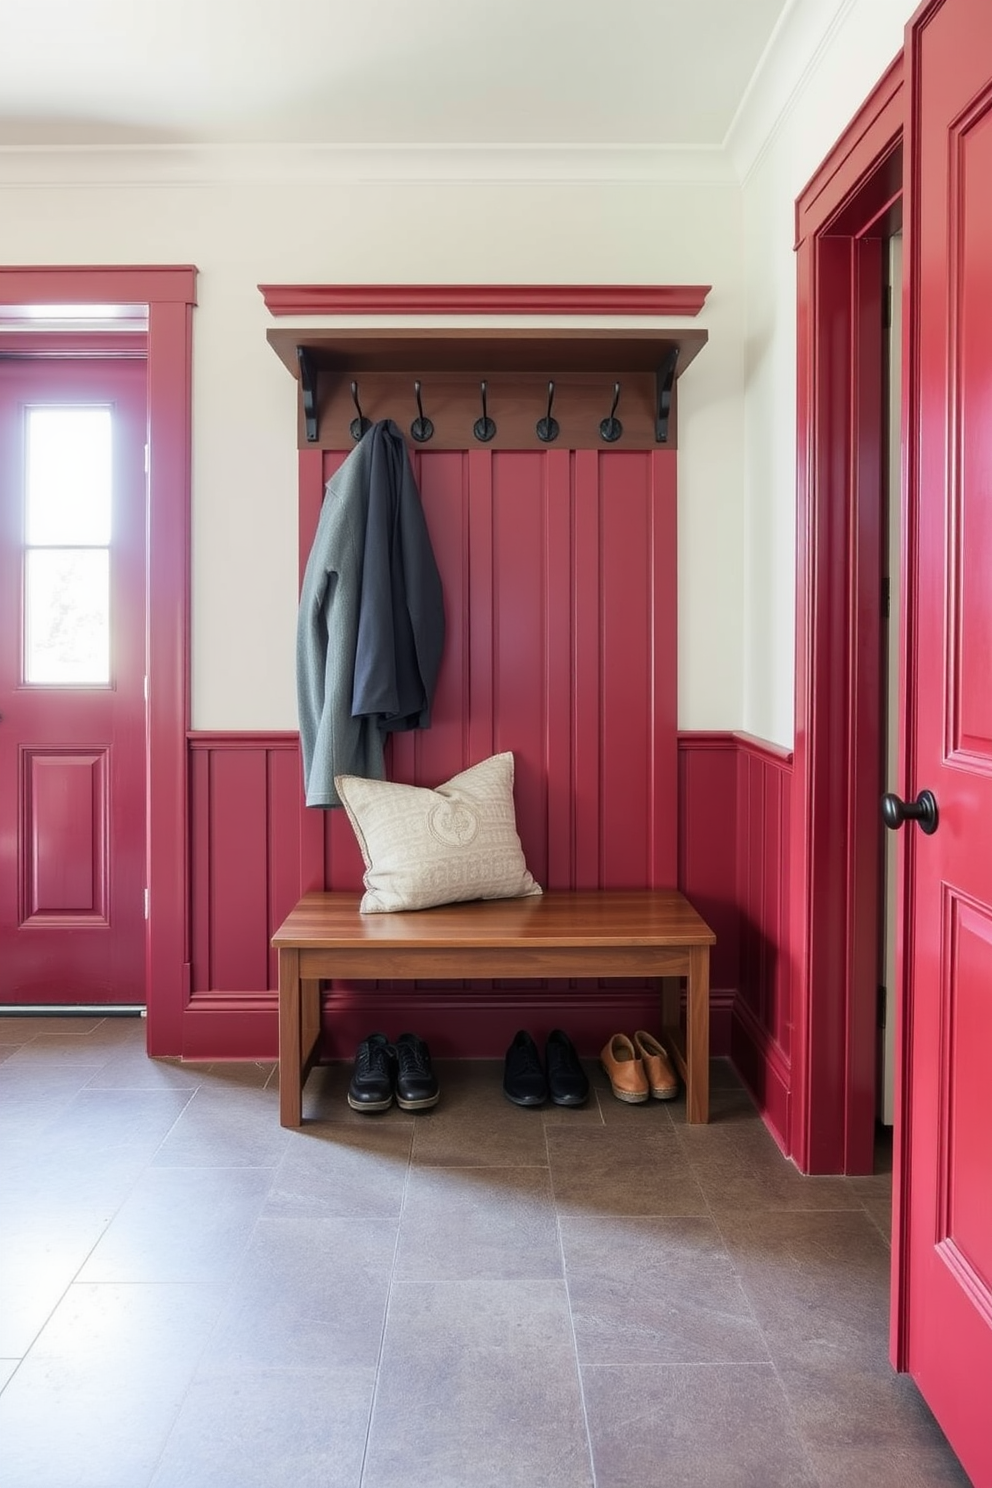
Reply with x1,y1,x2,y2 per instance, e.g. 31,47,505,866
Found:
272,888,716,1129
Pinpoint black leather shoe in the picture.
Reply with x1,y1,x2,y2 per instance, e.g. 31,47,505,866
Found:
393,1032,440,1110
503,1029,548,1106
347,1033,395,1112
545,1028,589,1106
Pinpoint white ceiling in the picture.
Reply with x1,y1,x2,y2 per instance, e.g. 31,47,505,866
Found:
0,0,794,150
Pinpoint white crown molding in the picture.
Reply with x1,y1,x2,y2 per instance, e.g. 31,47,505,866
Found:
724,0,859,184
0,142,739,189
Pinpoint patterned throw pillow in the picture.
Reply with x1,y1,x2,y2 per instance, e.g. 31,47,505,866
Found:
335,752,543,914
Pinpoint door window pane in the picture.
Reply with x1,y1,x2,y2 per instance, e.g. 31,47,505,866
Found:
26,407,112,545
24,549,111,684
23,405,113,686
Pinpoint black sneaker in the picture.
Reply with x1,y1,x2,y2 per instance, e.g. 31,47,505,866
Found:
503,1029,548,1106
393,1032,440,1111
545,1028,589,1106
347,1032,395,1112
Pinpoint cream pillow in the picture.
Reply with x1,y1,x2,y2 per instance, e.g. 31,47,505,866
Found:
335,752,543,914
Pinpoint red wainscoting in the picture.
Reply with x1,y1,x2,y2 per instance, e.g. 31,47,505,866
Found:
185,733,316,1058
678,732,794,1151
186,728,793,1137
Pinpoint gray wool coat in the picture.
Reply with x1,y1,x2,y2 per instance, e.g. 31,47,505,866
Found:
296,420,445,808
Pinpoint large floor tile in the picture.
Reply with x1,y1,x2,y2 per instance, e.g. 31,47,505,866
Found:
547,1126,708,1217
0,1221,116,1356
263,1122,413,1220
582,1362,819,1488
32,1088,198,1163
365,1279,593,1488
394,1165,562,1281
149,1085,291,1168
202,1216,396,1370
779,1357,965,1454
718,1209,893,1370
409,1103,552,1167
561,1215,768,1366
79,1165,276,1283
149,1364,376,1488
0,1282,226,1488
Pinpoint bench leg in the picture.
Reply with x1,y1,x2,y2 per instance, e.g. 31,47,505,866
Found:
685,945,710,1124
278,948,303,1128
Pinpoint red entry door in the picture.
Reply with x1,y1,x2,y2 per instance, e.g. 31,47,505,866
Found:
0,358,147,1005
899,1,992,1481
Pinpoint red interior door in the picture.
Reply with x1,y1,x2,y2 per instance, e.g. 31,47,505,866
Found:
900,0,992,1480
0,358,147,1004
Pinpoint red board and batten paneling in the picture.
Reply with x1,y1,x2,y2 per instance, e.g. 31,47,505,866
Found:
299,443,681,1058
185,733,313,1058
186,728,792,1076
678,732,793,1149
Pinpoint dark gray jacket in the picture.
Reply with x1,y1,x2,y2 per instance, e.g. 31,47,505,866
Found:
296,420,444,807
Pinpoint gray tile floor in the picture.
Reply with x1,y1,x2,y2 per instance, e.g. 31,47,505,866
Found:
0,1015,972,1488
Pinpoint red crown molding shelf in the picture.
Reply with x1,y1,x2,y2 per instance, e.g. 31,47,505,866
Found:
258,284,711,318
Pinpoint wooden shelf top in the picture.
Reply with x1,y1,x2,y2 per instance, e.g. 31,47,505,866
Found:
266,326,708,381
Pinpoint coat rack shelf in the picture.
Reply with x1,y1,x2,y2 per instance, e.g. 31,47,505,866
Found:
266,327,707,451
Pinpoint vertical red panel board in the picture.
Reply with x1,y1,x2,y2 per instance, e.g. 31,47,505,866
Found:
573,451,604,887
491,450,552,887
600,452,676,886
676,734,740,990
731,737,794,1152
265,743,314,990
207,748,269,990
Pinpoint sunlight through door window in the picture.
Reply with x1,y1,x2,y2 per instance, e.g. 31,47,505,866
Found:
24,406,112,685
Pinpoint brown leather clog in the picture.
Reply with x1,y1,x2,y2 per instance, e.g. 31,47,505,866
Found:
632,1029,680,1100
599,1033,649,1103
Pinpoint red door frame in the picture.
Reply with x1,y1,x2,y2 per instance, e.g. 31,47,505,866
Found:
791,57,906,1175
0,266,196,1051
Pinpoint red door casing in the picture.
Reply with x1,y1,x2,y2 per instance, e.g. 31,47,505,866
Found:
900,0,992,1480
0,358,147,1004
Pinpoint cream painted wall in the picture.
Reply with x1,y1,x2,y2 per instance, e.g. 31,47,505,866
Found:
0,0,922,741
731,0,920,746
2,169,743,731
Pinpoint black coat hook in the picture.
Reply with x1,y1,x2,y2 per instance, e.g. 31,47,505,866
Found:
473,380,496,442
411,380,434,442
600,382,623,443
536,380,559,443
350,381,371,441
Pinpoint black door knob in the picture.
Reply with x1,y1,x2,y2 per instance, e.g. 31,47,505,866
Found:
881,789,939,835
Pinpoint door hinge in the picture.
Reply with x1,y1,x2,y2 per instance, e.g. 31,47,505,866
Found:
883,284,892,330
144,888,150,920
882,575,890,619
877,984,887,1029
